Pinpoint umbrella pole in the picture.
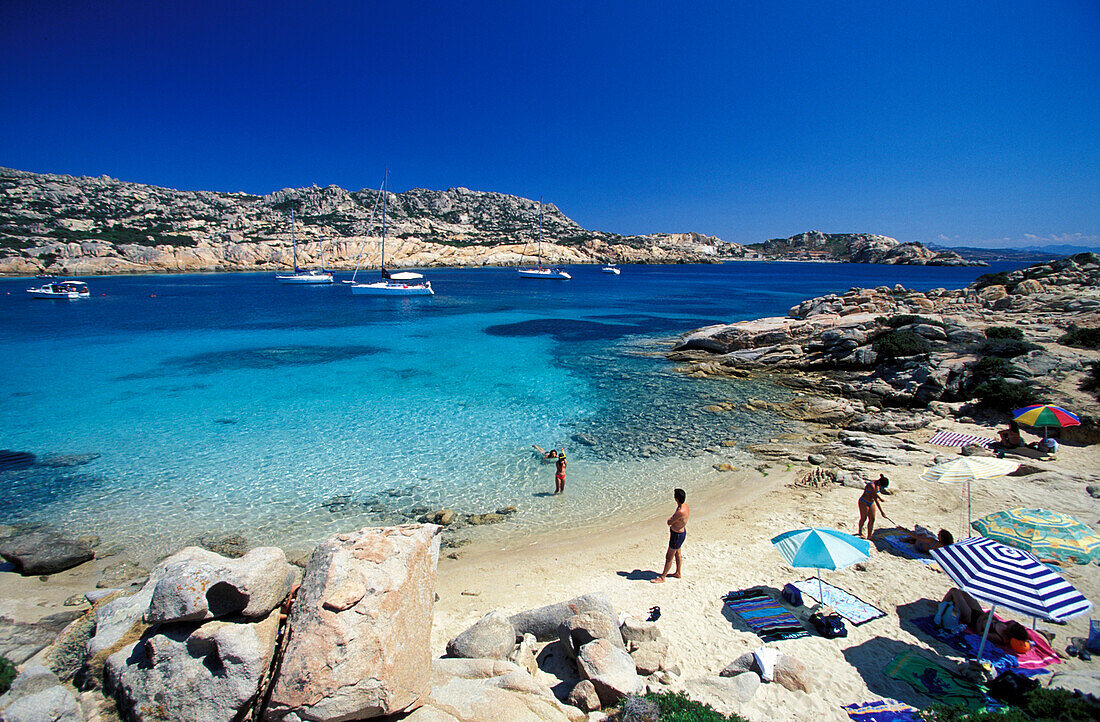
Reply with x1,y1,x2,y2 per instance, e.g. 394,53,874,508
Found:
818,569,823,601
976,604,997,663
967,481,972,538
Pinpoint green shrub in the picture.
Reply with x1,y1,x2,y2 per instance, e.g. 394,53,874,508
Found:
0,656,15,695
980,339,1041,359
873,329,932,360
972,378,1039,411
971,270,1010,290
971,356,1018,380
640,691,749,722
920,686,1098,721
1059,327,1100,349
1082,361,1100,400
985,326,1023,341
880,314,946,329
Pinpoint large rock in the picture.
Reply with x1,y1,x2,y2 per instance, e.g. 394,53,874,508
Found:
447,611,516,660
146,546,296,624
0,666,82,722
0,532,94,575
558,610,624,659
773,654,813,693
629,638,670,676
619,617,661,646
266,524,442,721
105,611,279,722
680,674,760,714
508,593,616,641
399,659,586,722
575,638,643,706
508,633,539,676
567,679,601,713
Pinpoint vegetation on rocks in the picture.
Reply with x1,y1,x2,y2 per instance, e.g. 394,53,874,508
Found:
0,655,15,694
619,691,749,722
872,329,932,360
971,377,1039,412
920,686,1098,721
984,326,1024,340
1059,326,1100,349
979,338,1042,359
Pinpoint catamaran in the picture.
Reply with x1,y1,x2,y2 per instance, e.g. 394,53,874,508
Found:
275,209,333,284
518,202,571,280
350,171,434,296
27,280,90,299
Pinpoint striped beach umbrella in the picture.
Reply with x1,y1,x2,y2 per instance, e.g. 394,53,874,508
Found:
972,508,1100,565
771,527,871,599
1012,404,1080,439
931,536,1092,661
919,457,1019,534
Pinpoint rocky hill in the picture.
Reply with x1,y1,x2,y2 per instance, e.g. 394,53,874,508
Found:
0,168,727,275
744,230,981,266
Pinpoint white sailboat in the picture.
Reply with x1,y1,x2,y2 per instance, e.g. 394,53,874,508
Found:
350,171,434,296
276,209,334,284
518,202,571,280
601,265,621,275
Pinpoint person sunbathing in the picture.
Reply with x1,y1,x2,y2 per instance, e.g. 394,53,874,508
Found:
939,588,1031,654
997,420,1022,449
902,525,954,553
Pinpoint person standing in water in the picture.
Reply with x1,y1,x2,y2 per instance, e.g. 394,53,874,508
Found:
554,452,567,494
653,488,689,583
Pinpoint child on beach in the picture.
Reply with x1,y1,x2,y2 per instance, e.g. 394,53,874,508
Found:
857,475,888,539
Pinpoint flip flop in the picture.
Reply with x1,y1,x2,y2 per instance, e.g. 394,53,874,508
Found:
647,606,661,622
1080,649,1092,661
1065,645,1079,658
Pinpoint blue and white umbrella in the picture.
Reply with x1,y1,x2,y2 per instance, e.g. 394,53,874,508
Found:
771,528,871,599
931,536,1092,661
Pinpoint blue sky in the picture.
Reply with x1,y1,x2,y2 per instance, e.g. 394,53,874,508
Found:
1,1,1097,248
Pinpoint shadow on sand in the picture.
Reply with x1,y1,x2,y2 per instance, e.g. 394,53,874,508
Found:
841,635,959,711
616,569,660,582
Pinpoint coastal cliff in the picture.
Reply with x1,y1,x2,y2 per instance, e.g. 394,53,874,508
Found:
0,168,725,276
2,167,978,275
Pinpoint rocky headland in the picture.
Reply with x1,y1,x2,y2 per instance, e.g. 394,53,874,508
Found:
2,167,974,275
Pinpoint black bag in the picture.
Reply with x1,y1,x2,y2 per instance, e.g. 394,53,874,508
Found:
987,670,1039,707
810,612,847,638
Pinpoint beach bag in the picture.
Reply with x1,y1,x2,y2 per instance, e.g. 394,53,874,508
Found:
1088,619,1100,653
988,670,1039,707
810,612,847,639
781,583,803,607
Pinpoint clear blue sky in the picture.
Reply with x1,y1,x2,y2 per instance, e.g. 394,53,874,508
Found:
2,1,1097,248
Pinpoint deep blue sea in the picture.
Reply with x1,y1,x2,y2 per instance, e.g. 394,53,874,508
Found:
0,261,1027,559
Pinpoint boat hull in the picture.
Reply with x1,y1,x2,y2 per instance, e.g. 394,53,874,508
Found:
276,273,334,284
350,281,434,296
601,267,621,275
518,268,571,280
27,289,88,299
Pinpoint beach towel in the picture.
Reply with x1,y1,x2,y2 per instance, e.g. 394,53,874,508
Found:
928,430,994,448
883,650,990,710
723,590,809,641
910,615,1058,676
793,579,886,625
875,528,935,565
841,699,922,722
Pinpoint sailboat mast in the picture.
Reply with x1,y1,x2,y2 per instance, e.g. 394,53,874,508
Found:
291,209,299,272
537,200,543,268
381,171,388,280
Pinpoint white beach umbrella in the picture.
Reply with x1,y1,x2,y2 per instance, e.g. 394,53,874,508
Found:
918,457,1019,535
931,536,1092,662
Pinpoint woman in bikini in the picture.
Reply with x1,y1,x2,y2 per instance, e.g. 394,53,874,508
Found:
554,453,567,494
902,526,954,553
940,588,1031,653
857,475,888,539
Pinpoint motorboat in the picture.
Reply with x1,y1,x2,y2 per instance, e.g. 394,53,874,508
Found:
276,209,334,284
349,171,434,296
27,280,90,299
601,265,621,275
518,201,571,280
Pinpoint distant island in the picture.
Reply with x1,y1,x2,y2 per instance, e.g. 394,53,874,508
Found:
0,167,1053,276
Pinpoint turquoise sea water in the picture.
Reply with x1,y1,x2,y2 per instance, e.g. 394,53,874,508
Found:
0,262,1025,559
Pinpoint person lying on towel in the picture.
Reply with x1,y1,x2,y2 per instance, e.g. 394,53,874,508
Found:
937,588,1031,654
902,525,954,553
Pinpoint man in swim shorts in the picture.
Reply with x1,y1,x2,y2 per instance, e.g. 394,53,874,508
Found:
653,488,689,583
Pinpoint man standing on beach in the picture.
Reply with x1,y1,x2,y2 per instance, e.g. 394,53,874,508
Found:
653,488,689,583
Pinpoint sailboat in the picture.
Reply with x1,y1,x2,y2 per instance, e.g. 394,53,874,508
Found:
350,171,434,296
518,202,571,280
275,209,334,284
601,264,622,275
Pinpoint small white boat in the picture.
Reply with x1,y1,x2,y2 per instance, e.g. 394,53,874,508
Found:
349,171,434,296
518,201,571,280
27,280,90,299
601,265,621,275
276,210,334,284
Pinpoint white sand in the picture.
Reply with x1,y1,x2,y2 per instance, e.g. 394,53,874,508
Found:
433,418,1100,720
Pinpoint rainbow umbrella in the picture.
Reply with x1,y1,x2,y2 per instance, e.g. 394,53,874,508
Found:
972,508,1100,565
1012,404,1080,439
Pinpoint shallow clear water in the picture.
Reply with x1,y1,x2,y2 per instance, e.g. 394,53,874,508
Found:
0,262,1025,558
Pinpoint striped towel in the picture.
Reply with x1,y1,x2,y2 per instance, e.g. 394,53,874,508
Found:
793,579,886,625
842,699,921,722
928,430,995,448
723,589,809,641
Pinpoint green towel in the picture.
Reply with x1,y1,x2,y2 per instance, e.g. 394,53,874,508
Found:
884,651,988,710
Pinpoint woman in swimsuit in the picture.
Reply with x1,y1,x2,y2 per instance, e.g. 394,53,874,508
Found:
941,587,1031,653
554,453,567,494
902,526,953,553
997,420,1022,449
857,475,888,539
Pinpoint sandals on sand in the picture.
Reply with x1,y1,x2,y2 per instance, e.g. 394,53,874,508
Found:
647,606,661,622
